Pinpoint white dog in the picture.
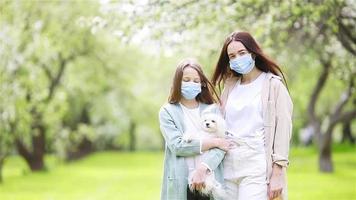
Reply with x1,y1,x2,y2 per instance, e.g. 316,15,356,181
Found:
182,106,226,142
183,106,227,199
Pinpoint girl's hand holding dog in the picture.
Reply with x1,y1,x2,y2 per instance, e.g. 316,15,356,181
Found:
190,164,209,191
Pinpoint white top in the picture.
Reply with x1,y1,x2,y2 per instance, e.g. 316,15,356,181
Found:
225,72,267,149
180,103,205,174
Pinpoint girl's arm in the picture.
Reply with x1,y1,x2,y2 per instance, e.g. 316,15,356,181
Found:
200,148,226,171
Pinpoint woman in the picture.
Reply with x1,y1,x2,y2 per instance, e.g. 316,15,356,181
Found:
211,31,293,200
159,58,233,200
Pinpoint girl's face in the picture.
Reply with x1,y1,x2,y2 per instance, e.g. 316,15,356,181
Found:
182,67,201,83
227,41,249,60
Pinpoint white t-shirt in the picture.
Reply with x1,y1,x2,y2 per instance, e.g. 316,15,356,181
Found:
180,103,203,174
225,72,267,149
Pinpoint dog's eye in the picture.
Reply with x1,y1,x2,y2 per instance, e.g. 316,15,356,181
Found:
212,120,215,123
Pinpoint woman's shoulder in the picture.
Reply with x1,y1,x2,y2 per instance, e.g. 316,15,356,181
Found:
267,73,293,107
266,72,282,82
267,72,285,88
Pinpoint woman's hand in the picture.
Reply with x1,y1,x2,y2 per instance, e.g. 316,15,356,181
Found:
190,164,209,191
268,164,285,200
215,138,235,152
201,138,234,152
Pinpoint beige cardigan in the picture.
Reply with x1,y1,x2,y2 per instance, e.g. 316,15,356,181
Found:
220,72,293,198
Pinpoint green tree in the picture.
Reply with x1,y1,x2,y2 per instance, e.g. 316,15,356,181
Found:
0,0,99,171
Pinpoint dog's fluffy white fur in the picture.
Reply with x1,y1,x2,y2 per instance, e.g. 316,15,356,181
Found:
182,106,226,142
182,105,227,199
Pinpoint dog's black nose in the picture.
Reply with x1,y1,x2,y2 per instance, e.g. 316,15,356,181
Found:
205,123,210,127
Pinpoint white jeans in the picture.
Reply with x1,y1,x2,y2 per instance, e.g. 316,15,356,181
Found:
223,137,267,200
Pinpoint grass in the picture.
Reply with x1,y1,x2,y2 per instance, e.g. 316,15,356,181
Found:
288,145,356,200
0,145,355,200
0,152,162,200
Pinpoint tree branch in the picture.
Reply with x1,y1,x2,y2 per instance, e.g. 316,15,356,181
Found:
44,52,81,103
41,63,53,81
307,56,332,123
173,0,197,10
331,77,354,118
45,53,66,102
15,139,33,161
324,77,356,136
337,18,356,56
329,109,356,132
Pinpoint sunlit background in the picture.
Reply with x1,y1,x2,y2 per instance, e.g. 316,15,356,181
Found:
0,0,355,200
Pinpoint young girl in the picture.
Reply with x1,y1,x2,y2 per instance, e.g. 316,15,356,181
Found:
211,31,293,200
159,58,233,200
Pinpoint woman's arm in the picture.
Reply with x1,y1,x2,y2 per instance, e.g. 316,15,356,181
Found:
201,138,230,152
269,80,293,199
272,81,293,167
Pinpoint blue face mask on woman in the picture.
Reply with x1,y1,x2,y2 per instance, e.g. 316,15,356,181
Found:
181,81,202,100
229,54,255,74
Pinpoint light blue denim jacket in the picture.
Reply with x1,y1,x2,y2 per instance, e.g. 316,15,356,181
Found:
159,103,226,200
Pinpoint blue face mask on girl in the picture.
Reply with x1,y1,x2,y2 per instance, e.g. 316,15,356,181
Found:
229,53,255,74
181,81,202,100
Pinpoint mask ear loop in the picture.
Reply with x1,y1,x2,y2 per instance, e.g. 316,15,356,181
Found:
251,53,257,60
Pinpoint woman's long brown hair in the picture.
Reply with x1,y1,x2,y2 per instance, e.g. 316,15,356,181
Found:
211,31,287,90
168,58,220,104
